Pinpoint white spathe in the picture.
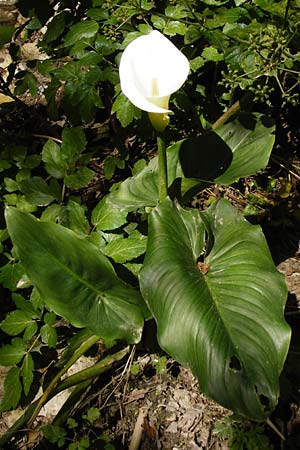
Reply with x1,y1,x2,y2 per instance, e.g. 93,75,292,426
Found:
119,30,190,113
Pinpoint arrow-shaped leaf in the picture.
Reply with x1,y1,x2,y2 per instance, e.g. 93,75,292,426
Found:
139,198,290,420
5,208,146,344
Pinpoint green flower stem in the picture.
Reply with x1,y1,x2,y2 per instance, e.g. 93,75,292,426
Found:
157,132,168,201
0,344,130,447
27,334,100,427
53,346,130,394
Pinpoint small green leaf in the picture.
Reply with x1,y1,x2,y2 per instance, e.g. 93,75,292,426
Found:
64,200,90,235
23,321,38,341
15,72,38,97
21,353,34,396
111,92,141,128
19,176,56,206
83,406,100,423
202,46,224,61
164,21,187,36
64,20,99,47
64,167,94,189
0,310,34,336
42,140,66,179
12,293,37,315
40,204,63,223
92,197,128,230
104,236,147,263
0,338,26,366
4,177,19,192
44,312,56,324
151,15,166,29
43,11,67,43
42,424,67,446
61,127,87,161
0,367,22,411
0,262,26,291
0,25,15,47
40,324,57,348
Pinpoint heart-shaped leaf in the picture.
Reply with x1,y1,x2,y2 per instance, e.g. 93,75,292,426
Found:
5,208,145,344
139,198,290,420
105,113,275,213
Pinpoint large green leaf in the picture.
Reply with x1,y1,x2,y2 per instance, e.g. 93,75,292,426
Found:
106,113,274,212
139,198,290,420
5,208,145,344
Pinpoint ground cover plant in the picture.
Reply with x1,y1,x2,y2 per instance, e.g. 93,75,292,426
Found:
0,1,300,448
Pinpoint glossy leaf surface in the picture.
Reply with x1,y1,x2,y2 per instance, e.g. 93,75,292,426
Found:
5,208,145,344
107,113,275,211
139,198,290,420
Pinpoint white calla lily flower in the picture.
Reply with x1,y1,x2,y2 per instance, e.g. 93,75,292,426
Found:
119,30,190,116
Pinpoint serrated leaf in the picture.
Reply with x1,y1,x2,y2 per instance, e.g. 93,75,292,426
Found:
64,20,99,47
104,236,147,263
92,197,128,230
21,353,34,396
0,367,22,411
0,338,26,366
5,208,145,343
139,198,290,420
111,92,141,128
164,21,187,36
0,310,34,336
202,46,224,61
40,324,57,348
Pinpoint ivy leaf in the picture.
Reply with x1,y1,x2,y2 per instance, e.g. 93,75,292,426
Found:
21,353,34,396
0,338,26,366
0,367,22,411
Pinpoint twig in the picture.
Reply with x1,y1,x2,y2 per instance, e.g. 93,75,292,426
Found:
33,133,63,144
211,99,241,130
128,407,148,450
266,418,285,441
